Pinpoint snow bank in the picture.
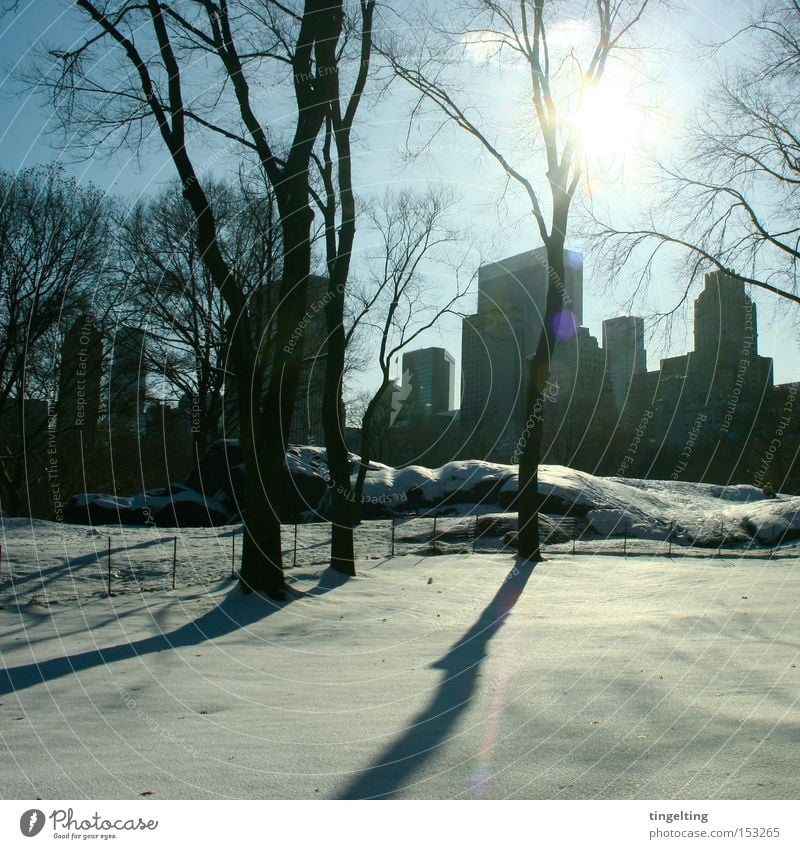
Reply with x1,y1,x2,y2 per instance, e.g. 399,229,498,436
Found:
285,446,799,547
59,439,800,545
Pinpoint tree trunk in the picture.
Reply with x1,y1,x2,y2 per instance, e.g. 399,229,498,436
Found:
323,280,356,576
233,335,287,597
517,237,566,560
238,431,286,598
351,381,390,514
315,0,373,577
238,205,315,596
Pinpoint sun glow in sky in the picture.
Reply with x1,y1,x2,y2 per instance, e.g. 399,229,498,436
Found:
570,80,649,160
462,20,664,175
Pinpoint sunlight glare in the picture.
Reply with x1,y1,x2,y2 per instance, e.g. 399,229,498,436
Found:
571,80,647,160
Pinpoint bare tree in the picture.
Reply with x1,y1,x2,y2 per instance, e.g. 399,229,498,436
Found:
33,1,357,598
0,165,111,517
593,0,800,309
116,174,281,459
381,0,655,559
306,0,377,576
344,186,468,516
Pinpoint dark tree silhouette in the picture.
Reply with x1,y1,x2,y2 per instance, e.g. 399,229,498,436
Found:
306,0,376,576
0,165,112,517
116,174,281,460
34,1,360,598
381,0,656,559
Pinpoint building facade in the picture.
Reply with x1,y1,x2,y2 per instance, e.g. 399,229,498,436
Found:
108,326,147,433
401,346,456,417
602,315,647,416
542,325,613,470
460,247,584,460
619,271,775,481
289,274,328,445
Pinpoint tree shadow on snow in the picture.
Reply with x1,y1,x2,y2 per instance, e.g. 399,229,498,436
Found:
2,536,179,594
339,558,536,799
0,568,346,696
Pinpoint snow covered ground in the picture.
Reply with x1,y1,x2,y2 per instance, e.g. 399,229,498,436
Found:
2,468,798,799
2,512,798,607
1,548,798,800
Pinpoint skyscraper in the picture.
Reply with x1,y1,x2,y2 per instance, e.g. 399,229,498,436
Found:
460,247,584,459
401,346,456,417
602,315,647,415
59,313,103,437
57,314,104,488
543,325,613,469
108,326,147,432
622,271,774,480
290,274,328,445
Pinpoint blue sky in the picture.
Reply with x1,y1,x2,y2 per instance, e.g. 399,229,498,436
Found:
1,1,797,398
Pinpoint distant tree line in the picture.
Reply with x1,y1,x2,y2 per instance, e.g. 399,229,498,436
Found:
0,161,464,537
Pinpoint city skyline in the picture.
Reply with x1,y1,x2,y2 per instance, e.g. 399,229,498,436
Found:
2,2,799,394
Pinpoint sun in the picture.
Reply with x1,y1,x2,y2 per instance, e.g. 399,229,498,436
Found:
570,80,647,160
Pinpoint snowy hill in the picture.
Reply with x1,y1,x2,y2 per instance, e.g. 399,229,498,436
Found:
57,442,800,545
288,447,800,546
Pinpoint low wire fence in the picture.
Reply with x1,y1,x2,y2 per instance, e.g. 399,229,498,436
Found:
0,514,795,607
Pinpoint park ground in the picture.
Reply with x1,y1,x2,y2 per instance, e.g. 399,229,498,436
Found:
1,548,798,800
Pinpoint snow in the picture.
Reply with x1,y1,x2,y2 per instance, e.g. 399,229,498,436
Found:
283,448,800,546
1,545,798,800
74,489,227,516
2,466,799,798
68,444,800,546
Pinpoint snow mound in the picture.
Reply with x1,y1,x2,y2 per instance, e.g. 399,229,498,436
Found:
287,447,799,547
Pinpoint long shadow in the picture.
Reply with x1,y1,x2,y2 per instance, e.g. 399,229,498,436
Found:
1,537,175,595
292,566,352,595
67,536,177,570
0,568,347,697
339,558,536,799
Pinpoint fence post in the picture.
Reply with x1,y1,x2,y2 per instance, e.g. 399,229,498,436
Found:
668,521,673,557
172,536,177,590
293,524,298,568
0,543,3,580
433,515,437,548
471,515,478,554
231,531,235,579
718,520,724,557
391,516,396,557
107,535,112,596
623,522,628,557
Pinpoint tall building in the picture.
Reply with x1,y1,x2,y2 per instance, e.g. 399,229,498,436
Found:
621,271,774,480
401,346,456,416
476,247,584,327
694,270,756,362
460,247,584,459
56,313,104,490
108,326,147,432
543,325,613,469
289,274,328,445
602,315,647,415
